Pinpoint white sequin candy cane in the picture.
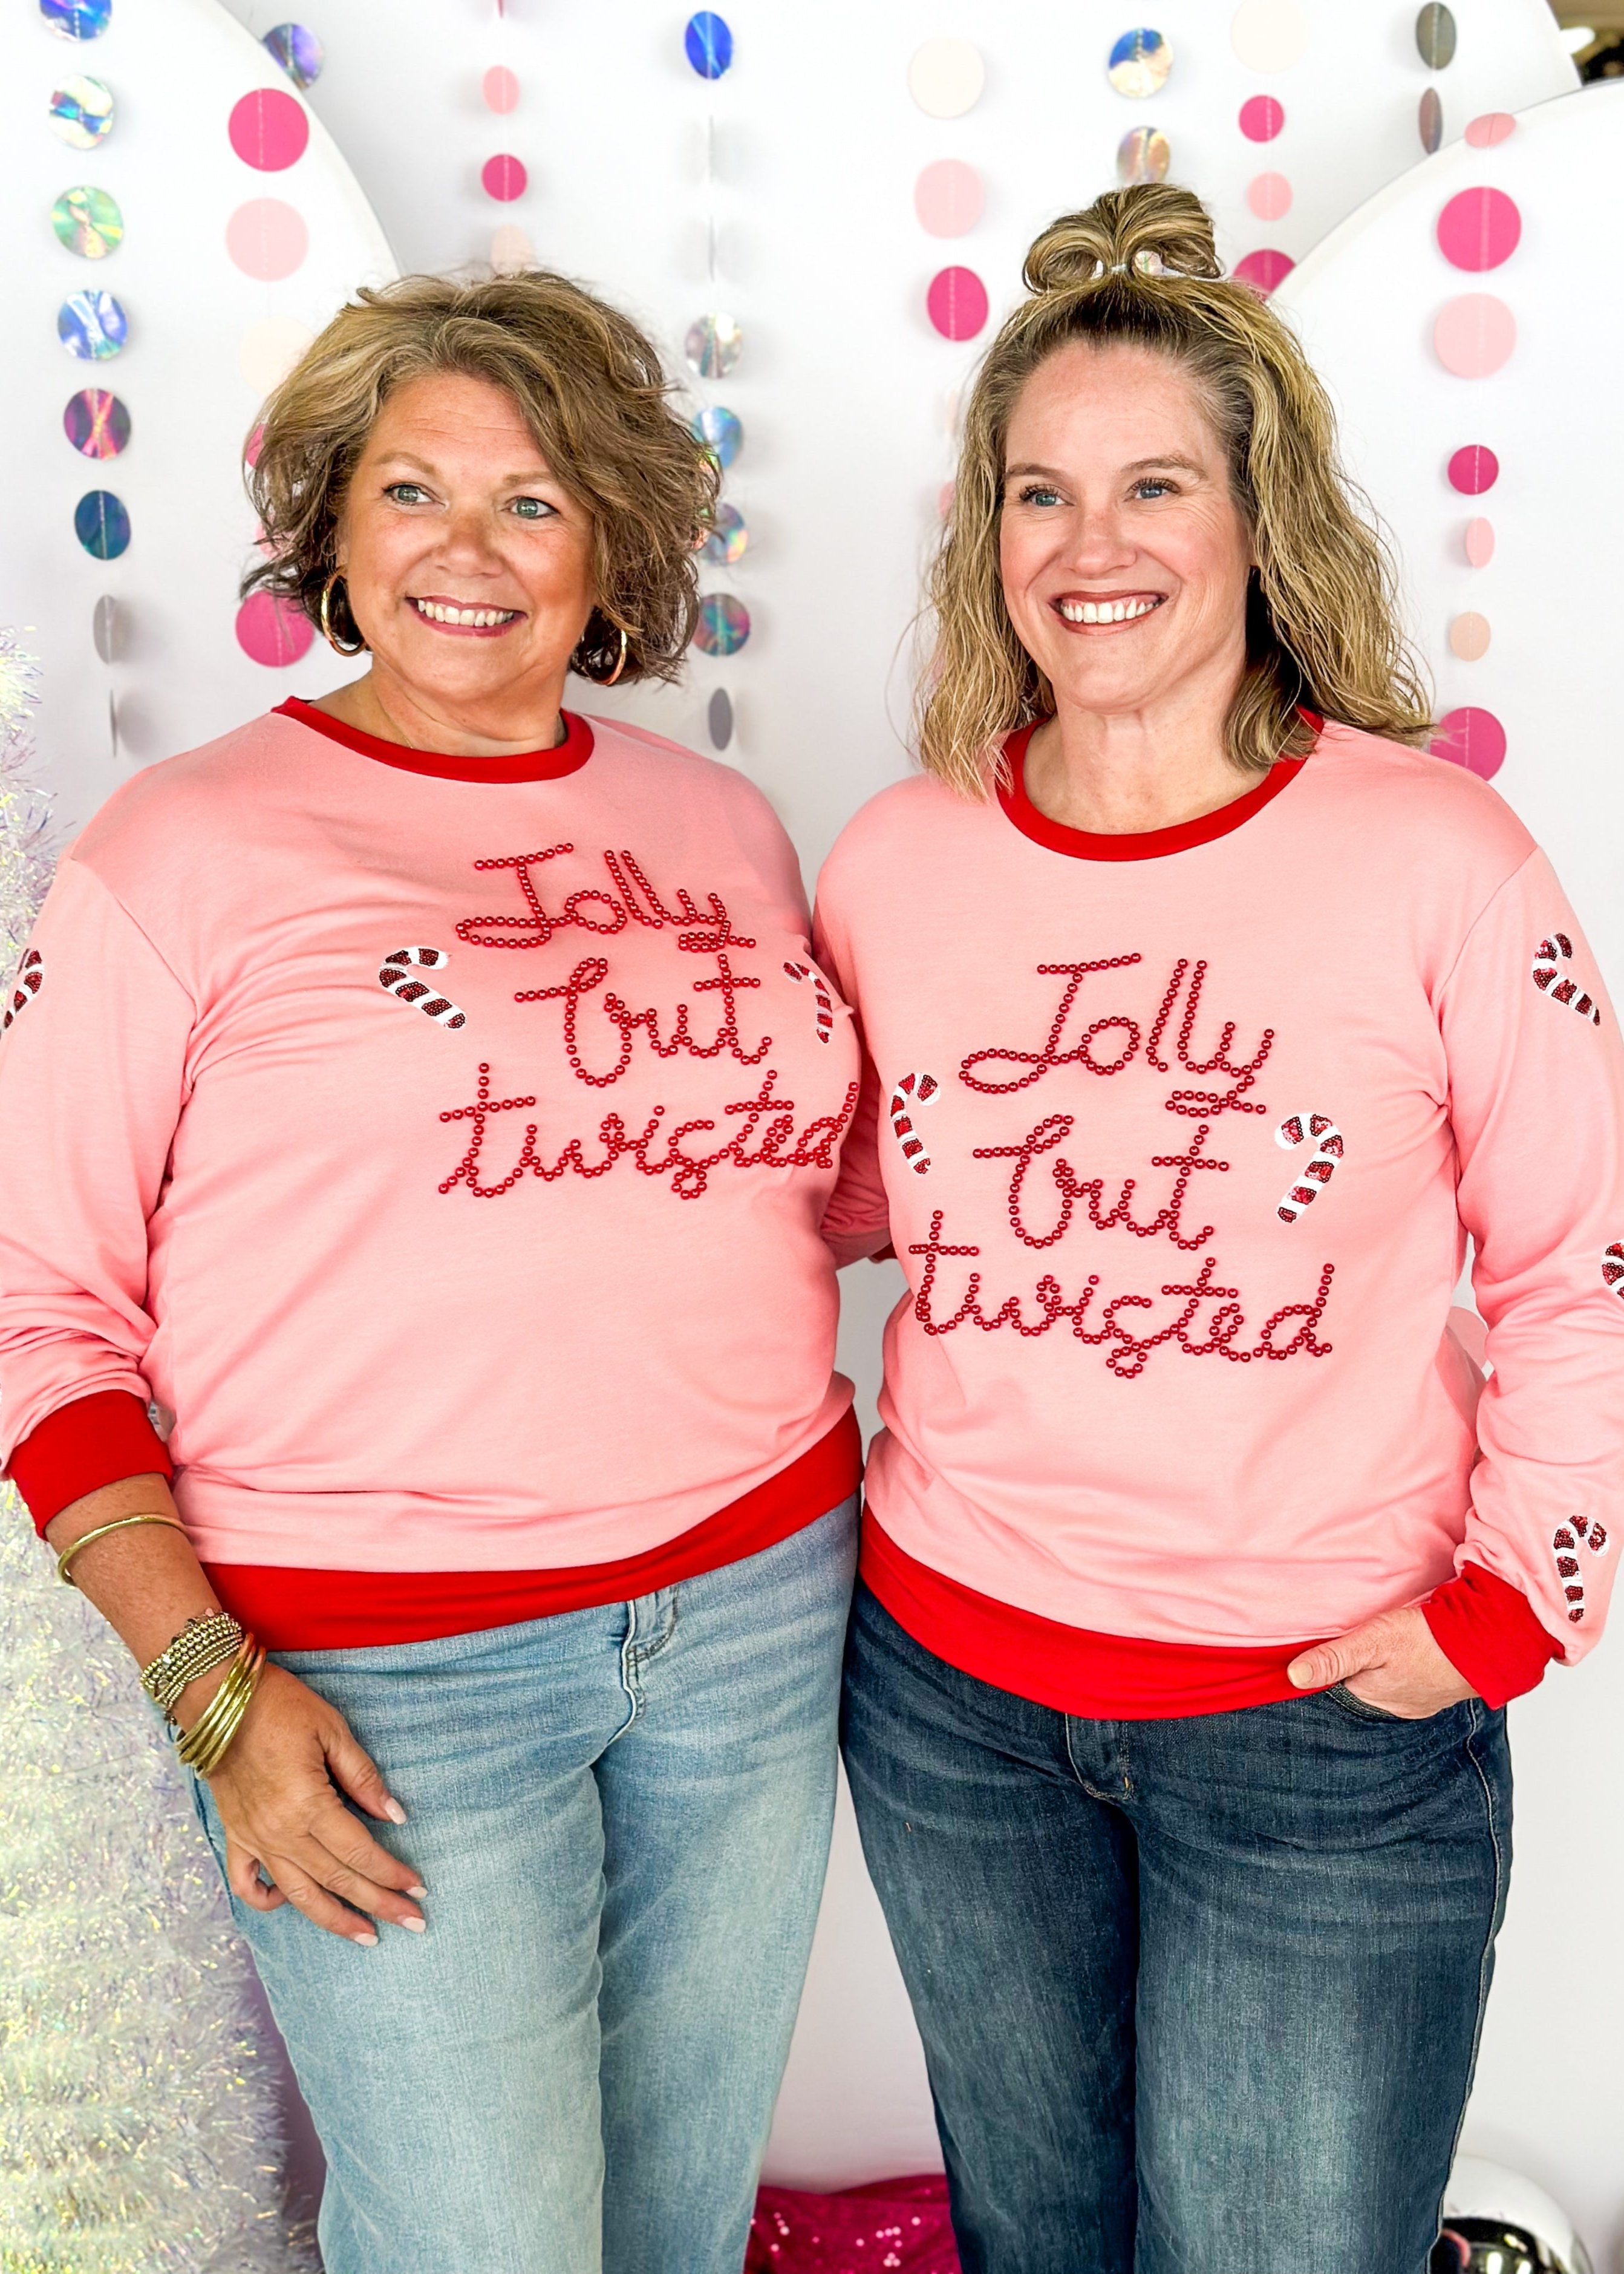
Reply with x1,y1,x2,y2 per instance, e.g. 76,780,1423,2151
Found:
1275,1109,1343,1224
783,960,835,1044
2,947,42,1031
1531,932,1601,1025
1552,1512,1609,1624
379,946,467,1030
890,1071,939,1175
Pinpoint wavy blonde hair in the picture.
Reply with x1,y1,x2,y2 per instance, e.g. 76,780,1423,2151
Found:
919,185,1432,793
243,269,718,684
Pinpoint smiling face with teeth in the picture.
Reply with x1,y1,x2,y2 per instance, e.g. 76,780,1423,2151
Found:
324,370,598,754
999,341,1255,814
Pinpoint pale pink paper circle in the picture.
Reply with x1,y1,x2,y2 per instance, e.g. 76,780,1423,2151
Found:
1464,517,1495,567
1449,612,1491,661
490,224,535,273
240,315,313,394
938,480,956,520
1230,0,1308,73
1436,187,1521,272
915,158,983,238
235,591,313,667
1433,294,1516,379
483,65,520,114
1465,113,1516,148
1246,171,1291,221
225,197,308,280
908,38,984,119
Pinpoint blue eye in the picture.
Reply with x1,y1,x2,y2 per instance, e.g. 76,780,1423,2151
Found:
385,482,429,506
1017,484,1062,508
511,495,555,521
1135,479,1173,499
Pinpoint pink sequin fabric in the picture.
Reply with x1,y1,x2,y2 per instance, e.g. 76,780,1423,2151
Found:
746,2178,960,2272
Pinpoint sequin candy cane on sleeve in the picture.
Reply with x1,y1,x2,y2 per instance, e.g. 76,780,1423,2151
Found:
1531,931,1602,1026
783,959,835,1045
2,947,42,1031
890,1070,940,1175
379,946,467,1030
1274,1109,1343,1224
1551,1512,1609,1624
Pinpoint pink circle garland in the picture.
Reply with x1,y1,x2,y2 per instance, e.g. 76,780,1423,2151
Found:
1447,443,1498,494
1433,294,1516,379
1238,94,1284,142
483,65,520,114
225,198,308,280
227,87,309,171
927,266,989,341
1436,186,1521,273
1431,707,1505,780
1464,113,1516,149
915,159,983,238
1246,172,1291,221
482,152,527,201
235,592,314,667
1233,247,1294,295
1464,517,1495,567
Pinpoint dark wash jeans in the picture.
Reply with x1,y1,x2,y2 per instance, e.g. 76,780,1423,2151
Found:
842,1582,1511,2274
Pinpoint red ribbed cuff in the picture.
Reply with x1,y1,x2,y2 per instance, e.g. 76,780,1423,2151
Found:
1423,1562,1559,1709
9,1390,172,1534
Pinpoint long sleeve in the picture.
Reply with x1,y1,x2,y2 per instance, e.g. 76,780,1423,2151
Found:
813,900,891,1267
1424,848,1624,1678
0,857,192,1520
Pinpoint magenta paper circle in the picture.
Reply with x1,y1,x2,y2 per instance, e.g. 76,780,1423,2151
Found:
1464,113,1515,148
1431,707,1505,780
226,197,307,279
227,87,308,170
482,152,527,201
1238,94,1284,142
1447,443,1498,494
1246,171,1291,220
1436,186,1521,272
927,266,989,341
915,159,983,238
483,65,520,113
236,591,313,667
1434,293,1516,378
1233,247,1294,295
1464,517,1495,567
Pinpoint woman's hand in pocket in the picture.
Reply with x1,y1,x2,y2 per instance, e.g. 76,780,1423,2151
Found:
191,1662,426,1943
1286,1604,1478,1720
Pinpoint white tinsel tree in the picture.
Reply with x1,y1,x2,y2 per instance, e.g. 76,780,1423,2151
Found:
0,630,314,2274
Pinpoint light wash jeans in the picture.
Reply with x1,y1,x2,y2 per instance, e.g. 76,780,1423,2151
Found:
191,1495,858,2274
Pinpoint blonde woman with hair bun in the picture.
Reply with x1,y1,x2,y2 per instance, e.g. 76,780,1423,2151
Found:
816,185,1624,2270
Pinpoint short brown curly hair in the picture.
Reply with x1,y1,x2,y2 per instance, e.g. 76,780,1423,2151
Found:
241,269,718,684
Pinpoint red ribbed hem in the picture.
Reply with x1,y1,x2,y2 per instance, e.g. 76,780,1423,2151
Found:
11,1391,172,1532
204,1409,863,1648
1422,1563,1558,1709
862,1518,1319,1720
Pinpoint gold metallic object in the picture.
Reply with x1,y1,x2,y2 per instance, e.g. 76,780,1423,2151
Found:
142,1611,244,1720
56,1510,186,1586
177,1634,266,1776
319,570,367,657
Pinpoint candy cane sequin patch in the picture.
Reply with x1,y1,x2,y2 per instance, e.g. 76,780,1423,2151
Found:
379,946,467,1029
1603,1241,1624,1299
2,948,42,1031
890,1070,939,1174
1274,1109,1343,1223
1531,932,1601,1026
783,959,834,1045
1553,1512,1609,1624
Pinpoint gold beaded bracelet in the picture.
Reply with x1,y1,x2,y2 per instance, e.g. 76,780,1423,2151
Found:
141,1612,244,1722
56,1511,188,1587
175,1635,265,1777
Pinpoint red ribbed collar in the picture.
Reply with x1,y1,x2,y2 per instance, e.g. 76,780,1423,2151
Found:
997,717,1310,862
275,696,594,783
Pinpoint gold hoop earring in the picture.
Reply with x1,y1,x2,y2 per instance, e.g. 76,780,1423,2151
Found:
599,625,629,687
319,571,367,658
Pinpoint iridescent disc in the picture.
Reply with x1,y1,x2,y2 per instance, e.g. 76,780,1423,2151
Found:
1117,127,1170,185
51,183,123,259
691,405,743,468
694,593,749,657
1415,2,1456,68
262,23,324,89
1107,30,1171,100
58,289,127,359
41,0,111,39
1419,87,1443,154
74,488,129,559
64,386,129,456
685,10,733,78
685,312,743,379
48,76,113,148
92,593,123,662
703,502,748,565
708,688,734,750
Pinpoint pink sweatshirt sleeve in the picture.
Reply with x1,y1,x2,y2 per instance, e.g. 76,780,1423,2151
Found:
814,897,892,1267
0,857,191,1521
1423,848,1624,1692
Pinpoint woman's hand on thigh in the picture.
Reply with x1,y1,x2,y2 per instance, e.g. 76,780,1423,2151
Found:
199,1664,427,1943
1286,1604,1478,1720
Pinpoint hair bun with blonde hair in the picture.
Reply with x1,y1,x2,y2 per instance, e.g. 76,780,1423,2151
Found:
1022,184,1224,293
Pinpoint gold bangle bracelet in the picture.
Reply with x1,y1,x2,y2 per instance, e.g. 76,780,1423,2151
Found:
56,1511,188,1587
141,1612,243,1720
177,1637,264,1776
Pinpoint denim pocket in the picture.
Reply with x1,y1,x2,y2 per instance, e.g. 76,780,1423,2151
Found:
1324,1681,1406,1725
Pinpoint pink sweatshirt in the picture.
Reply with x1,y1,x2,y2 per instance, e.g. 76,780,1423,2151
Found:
0,702,861,1644
815,721,1624,1715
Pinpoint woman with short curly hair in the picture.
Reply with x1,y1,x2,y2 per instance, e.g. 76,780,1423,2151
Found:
0,269,862,2273
817,186,1624,2270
